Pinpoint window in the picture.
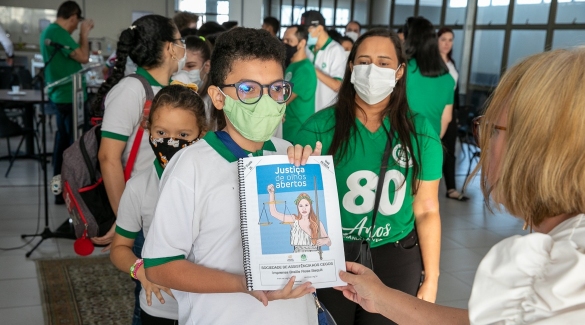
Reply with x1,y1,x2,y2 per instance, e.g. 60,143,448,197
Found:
476,0,510,25
177,0,229,27
445,0,468,25
512,0,550,24
418,0,443,25
507,30,546,67
470,30,506,86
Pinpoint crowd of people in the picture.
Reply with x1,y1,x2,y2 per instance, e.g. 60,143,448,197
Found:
36,1,585,324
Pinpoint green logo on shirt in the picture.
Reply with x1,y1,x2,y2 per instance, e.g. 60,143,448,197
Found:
321,62,327,69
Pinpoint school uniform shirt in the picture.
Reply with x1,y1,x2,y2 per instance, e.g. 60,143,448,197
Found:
283,58,317,143
295,108,443,247
101,68,190,177
115,160,178,320
306,38,347,112
39,23,86,104
469,214,585,324
406,59,455,137
142,132,318,325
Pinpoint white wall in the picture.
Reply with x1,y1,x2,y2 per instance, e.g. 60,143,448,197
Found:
230,0,264,28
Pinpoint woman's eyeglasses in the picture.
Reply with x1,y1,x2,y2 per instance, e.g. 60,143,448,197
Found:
219,80,293,104
472,115,507,148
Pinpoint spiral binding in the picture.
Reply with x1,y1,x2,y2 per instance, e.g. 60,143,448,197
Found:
238,158,254,291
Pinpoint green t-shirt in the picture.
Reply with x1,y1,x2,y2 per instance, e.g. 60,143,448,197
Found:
283,58,317,143
40,23,86,104
295,108,443,247
406,59,455,136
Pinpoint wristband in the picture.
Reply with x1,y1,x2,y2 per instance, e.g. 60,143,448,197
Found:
130,259,144,279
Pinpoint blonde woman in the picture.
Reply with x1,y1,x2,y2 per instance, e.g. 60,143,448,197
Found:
334,48,585,324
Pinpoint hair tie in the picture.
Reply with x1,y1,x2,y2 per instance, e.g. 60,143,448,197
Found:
199,36,206,41
170,80,199,92
129,25,136,30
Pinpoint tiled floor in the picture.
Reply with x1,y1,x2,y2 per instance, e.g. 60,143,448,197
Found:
0,135,526,324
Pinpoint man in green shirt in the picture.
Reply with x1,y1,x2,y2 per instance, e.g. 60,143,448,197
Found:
40,0,93,204
282,25,317,143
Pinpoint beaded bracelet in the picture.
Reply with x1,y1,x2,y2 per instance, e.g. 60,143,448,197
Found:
130,259,144,279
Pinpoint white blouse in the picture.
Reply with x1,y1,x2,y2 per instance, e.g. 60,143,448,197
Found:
446,60,458,89
468,214,585,324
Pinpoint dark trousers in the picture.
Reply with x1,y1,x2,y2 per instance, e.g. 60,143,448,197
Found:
317,230,423,325
442,113,458,191
140,310,178,325
132,230,145,325
52,102,73,176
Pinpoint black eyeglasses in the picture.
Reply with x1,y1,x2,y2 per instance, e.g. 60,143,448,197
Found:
219,80,293,104
173,38,186,45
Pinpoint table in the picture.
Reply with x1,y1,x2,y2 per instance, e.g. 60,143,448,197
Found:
0,89,46,156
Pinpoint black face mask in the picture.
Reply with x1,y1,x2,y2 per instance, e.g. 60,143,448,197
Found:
149,136,199,168
284,43,298,67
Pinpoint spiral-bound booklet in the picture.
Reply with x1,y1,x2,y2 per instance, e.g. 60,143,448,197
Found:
238,155,346,291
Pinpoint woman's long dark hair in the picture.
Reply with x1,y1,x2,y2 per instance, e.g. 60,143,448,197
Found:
329,28,421,195
403,17,448,77
91,15,177,115
437,27,454,65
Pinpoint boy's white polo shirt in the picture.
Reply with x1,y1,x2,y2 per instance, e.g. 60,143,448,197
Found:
306,37,347,112
143,132,317,325
116,160,178,320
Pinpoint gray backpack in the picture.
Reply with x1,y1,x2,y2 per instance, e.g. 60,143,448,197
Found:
62,74,154,238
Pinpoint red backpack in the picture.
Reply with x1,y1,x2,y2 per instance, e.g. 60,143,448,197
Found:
62,74,154,239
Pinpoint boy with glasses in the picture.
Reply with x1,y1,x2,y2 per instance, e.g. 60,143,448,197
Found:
142,28,318,325
301,10,347,112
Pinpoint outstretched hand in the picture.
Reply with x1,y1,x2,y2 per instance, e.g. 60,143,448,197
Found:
287,142,323,166
248,276,315,306
334,262,385,314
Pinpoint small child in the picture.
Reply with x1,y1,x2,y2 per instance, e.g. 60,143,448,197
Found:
110,84,207,325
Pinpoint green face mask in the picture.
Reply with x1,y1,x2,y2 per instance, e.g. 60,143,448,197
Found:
221,93,286,142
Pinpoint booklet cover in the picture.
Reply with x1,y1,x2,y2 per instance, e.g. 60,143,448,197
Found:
238,155,346,291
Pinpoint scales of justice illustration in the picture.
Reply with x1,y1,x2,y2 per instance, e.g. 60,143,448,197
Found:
258,176,328,260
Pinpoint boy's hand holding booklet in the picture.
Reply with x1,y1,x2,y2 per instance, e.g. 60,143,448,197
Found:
238,155,347,291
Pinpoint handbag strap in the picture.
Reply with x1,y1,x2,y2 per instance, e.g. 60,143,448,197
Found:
123,74,155,182
368,124,393,240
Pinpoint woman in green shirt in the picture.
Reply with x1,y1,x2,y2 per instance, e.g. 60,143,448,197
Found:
295,28,442,325
404,17,455,139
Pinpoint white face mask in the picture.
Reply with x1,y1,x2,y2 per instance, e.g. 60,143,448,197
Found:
345,31,359,42
186,69,202,87
173,43,187,72
350,63,400,105
177,51,186,72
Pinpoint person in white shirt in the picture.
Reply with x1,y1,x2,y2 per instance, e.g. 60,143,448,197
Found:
142,27,319,325
94,14,189,248
301,10,347,112
0,24,14,66
110,84,207,324
333,47,585,324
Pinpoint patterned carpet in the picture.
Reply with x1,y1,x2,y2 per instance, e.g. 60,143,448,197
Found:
36,255,135,325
